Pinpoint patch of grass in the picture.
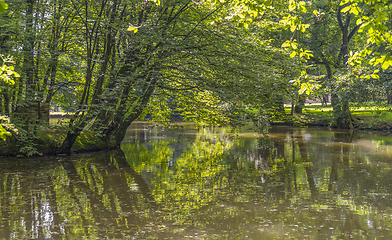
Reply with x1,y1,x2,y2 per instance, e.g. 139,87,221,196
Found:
35,127,109,154
283,102,392,130
49,117,70,126
72,131,107,152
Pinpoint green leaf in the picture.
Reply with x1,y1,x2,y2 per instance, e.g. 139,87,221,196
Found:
127,26,138,33
382,60,389,70
281,41,291,48
0,1,8,14
289,4,296,11
290,51,297,58
371,74,379,79
0,125,11,141
341,6,350,13
352,6,359,15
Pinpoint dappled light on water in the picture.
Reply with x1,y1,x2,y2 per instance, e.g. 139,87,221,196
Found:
0,123,392,238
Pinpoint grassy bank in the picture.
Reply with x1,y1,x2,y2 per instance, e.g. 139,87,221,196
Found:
281,103,392,130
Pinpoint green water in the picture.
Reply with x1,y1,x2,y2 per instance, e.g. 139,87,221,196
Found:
1,123,392,239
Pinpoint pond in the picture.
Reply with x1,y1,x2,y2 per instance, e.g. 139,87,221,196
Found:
0,122,392,239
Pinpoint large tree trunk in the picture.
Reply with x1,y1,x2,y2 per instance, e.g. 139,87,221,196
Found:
294,95,306,114
325,61,353,129
100,82,156,147
15,0,36,130
331,8,358,129
332,94,353,129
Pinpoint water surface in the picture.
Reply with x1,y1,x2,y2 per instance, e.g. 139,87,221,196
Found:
1,123,392,239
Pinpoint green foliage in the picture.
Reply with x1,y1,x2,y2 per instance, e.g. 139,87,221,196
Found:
0,55,19,84
0,1,7,14
1,0,392,155
0,55,18,142
339,0,392,72
16,129,40,157
0,124,10,141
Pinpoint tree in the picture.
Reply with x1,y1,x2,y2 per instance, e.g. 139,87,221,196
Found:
0,0,305,155
57,0,296,154
281,0,392,128
0,2,17,142
7,0,392,155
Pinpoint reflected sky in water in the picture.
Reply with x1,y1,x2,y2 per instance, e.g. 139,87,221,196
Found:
1,123,392,239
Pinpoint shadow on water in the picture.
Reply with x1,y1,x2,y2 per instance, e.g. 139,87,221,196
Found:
0,123,392,239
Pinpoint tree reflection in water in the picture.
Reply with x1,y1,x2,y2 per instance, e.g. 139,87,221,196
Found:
0,124,392,239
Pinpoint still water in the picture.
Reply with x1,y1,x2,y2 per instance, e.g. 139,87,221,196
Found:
1,123,392,239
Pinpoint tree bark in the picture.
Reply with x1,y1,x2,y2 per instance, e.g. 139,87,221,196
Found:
16,0,36,130
294,95,306,114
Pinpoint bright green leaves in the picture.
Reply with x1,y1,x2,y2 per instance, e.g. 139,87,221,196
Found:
381,57,392,70
342,0,392,73
352,48,392,72
0,126,11,141
127,25,138,33
140,90,173,126
371,54,392,70
280,15,310,32
288,0,308,13
280,0,313,65
298,81,320,95
288,0,296,11
0,55,19,85
206,0,275,29
370,73,379,79
0,55,18,141
281,40,313,59
0,65,19,85
292,71,321,95
281,40,294,49
177,90,230,126
341,3,361,15
0,1,8,14
0,116,13,141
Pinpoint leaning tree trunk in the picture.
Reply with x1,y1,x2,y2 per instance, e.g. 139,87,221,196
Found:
100,81,156,147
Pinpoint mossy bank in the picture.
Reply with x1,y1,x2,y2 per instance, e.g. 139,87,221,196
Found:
0,128,114,157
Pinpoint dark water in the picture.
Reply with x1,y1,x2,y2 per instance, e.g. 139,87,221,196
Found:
1,123,392,239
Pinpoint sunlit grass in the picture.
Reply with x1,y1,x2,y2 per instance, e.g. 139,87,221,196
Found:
285,102,392,119
49,117,70,126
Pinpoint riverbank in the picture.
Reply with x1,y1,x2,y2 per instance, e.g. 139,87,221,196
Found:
276,103,392,131
2,104,392,157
